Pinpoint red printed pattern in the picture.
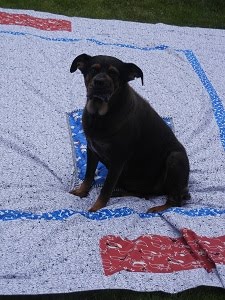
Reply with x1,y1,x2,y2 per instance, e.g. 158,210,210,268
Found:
100,229,225,275
0,12,71,31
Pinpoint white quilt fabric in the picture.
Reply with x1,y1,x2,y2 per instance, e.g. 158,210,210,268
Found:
0,8,225,295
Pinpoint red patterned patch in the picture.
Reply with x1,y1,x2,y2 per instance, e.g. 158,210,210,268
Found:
0,12,71,31
100,229,225,275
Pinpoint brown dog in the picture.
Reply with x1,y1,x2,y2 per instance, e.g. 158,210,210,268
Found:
70,54,190,213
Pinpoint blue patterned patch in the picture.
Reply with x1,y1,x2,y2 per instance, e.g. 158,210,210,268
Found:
68,109,108,186
68,109,174,186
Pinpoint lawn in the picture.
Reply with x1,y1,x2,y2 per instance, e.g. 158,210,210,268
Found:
0,0,225,28
0,0,225,299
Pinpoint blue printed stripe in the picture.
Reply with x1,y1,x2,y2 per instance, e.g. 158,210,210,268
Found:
183,50,225,149
0,31,166,49
0,30,82,42
0,30,167,50
1,207,225,221
86,38,168,51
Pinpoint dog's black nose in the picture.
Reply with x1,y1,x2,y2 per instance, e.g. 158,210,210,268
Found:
93,77,105,88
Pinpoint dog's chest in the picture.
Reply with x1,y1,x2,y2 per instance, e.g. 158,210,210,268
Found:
88,139,111,163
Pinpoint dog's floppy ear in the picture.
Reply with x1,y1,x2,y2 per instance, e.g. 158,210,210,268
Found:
70,53,92,73
123,63,144,85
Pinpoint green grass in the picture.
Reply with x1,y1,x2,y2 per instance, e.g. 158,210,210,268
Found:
72,287,225,299
0,0,225,28
1,0,225,299
0,287,225,300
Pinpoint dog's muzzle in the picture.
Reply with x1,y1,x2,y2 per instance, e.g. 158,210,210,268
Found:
87,75,113,103
87,93,111,103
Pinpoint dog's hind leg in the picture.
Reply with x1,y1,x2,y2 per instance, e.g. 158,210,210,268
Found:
147,151,190,213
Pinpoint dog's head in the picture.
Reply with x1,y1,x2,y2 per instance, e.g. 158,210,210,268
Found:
70,54,143,115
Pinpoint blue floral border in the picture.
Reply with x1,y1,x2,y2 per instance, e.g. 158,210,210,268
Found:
1,207,225,221
1,30,225,221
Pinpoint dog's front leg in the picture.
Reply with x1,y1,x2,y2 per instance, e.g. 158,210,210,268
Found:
70,146,99,198
89,162,124,212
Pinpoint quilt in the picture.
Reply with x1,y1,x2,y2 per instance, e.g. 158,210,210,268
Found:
0,8,225,295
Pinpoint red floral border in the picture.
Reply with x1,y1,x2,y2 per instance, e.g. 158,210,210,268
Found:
100,229,225,275
0,12,71,31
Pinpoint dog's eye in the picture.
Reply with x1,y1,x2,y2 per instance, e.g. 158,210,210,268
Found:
90,67,99,76
108,68,119,77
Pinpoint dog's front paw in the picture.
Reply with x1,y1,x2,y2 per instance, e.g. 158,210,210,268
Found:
88,199,106,212
147,204,172,213
70,181,92,198
70,187,89,198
